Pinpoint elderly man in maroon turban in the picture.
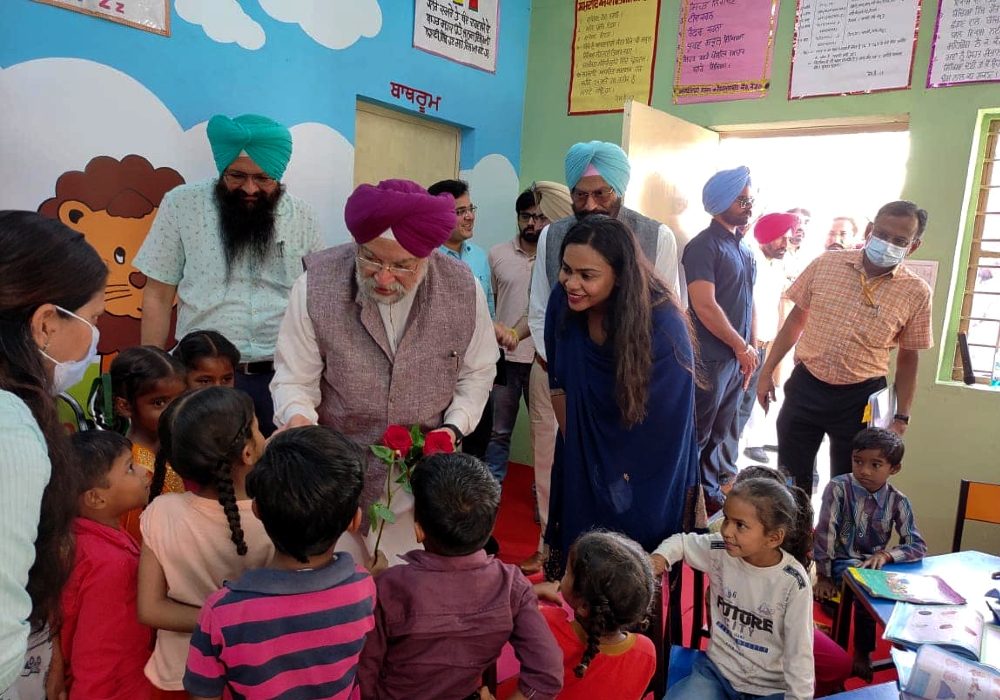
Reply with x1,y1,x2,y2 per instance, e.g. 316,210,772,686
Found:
271,179,498,567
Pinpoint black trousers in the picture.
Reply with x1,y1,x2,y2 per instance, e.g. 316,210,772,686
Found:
776,365,885,490
234,370,276,438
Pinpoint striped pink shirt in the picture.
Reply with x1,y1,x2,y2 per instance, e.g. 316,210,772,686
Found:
184,554,375,700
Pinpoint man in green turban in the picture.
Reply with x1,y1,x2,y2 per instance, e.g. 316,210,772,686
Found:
134,113,323,435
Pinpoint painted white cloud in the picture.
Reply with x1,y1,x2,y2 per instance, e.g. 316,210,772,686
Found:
258,0,382,50
0,58,352,244
460,153,521,253
175,0,266,50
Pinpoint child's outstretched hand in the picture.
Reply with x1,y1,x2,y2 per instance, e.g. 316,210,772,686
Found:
860,551,892,569
533,580,561,605
649,553,668,577
814,575,839,601
367,550,389,576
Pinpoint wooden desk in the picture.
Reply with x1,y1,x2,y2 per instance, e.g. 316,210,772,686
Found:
834,550,1000,651
823,681,899,699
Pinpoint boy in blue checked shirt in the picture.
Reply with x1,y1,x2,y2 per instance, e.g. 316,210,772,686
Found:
813,427,926,681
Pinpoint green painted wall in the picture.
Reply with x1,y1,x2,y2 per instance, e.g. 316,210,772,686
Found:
515,0,1000,554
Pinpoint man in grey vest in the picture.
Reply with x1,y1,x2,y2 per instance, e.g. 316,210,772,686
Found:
270,179,498,569
524,140,682,572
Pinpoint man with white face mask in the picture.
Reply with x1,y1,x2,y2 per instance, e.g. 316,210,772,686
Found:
756,201,932,490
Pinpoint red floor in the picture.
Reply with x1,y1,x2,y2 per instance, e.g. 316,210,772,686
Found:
493,462,898,695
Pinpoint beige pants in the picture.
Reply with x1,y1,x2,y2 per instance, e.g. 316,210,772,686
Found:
529,361,557,552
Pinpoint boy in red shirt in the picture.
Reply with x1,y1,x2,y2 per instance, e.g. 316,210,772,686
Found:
61,431,152,700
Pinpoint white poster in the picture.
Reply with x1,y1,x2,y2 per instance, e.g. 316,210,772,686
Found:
413,0,499,73
33,0,169,36
789,0,920,99
928,0,1000,88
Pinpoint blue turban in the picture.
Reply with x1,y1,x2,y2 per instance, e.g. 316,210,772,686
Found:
564,141,631,195
702,166,752,215
206,114,293,181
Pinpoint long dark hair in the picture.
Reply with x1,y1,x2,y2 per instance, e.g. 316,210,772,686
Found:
0,210,107,631
151,387,255,555
559,215,678,427
565,531,655,677
728,476,812,569
93,345,186,432
172,329,241,377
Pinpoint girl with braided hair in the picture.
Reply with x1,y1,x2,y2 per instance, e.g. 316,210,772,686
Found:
542,531,656,699
136,386,273,699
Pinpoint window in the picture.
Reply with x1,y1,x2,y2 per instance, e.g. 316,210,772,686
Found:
954,117,1000,383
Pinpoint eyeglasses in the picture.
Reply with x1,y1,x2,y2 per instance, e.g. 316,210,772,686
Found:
356,253,418,278
456,205,478,218
736,196,755,210
518,212,548,223
223,170,277,187
571,187,616,205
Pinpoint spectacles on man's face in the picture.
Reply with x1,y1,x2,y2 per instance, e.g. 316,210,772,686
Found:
223,170,277,188
736,196,754,210
356,252,418,278
456,205,478,218
518,212,549,224
571,187,616,206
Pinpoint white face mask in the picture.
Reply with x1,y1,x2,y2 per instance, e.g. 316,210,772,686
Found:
40,306,100,395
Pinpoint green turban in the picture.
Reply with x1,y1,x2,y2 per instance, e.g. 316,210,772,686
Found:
206,114,292,181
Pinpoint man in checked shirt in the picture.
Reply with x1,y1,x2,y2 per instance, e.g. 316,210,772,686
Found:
756,200,932,491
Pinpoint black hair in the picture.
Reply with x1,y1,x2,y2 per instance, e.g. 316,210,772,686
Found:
93,345,187,432
172,329,241,374
427,179,470,199
875,200,928,240
411,452,500,556
0,210,107,632
559,215,694,427
728,477,812,569
566,531,655,678
851,427,904,466
733,468,813,567
246,426,365,563
71,431,133,493
152,386,256,555
515,189,536,214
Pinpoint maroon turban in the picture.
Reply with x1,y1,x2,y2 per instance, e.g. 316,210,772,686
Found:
344,179,456,258
754,212,800,245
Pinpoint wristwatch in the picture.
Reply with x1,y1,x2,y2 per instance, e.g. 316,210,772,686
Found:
892,413,910,424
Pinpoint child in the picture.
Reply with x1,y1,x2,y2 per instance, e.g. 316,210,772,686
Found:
172,329,239,389
651,477,815,700
184,425,374,699
813,427,926,682
100,346,189,539
61,431,153,700
546,531,656,700
357,453,563,700
137,387,274,697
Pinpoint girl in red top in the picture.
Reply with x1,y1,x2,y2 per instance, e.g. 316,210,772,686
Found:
543,531,657,699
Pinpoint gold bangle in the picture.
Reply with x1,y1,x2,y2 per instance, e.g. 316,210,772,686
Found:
510,327,520,342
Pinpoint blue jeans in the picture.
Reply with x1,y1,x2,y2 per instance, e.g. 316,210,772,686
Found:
666,654,784,700
484,360,532,482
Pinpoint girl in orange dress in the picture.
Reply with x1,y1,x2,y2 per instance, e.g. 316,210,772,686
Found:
97,346,188,541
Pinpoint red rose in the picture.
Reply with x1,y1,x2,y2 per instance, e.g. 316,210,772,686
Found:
381,425,413,455
423,430,455,456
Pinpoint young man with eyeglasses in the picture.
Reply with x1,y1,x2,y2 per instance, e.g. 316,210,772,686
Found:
270,178,498,570
483,190,547,485
683,166,758,516
135,113,322,435
757,201,932,491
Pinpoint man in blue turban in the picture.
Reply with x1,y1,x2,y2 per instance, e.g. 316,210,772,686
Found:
521,140,684,577
681,166,758,515
134,113,323,436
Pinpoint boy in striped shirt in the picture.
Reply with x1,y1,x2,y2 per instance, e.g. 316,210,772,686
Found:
184,426,375,700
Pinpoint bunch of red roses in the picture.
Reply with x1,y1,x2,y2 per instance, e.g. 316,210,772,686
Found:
368,425,454,556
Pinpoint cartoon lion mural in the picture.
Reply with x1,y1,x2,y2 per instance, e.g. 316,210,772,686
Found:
39,154,185,370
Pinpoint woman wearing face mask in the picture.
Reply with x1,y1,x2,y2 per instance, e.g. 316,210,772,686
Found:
0,211,107,699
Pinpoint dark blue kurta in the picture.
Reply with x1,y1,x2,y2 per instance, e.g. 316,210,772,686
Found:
543,285,700,565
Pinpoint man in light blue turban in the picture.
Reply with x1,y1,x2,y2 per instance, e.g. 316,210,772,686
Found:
681,166,758,515
521,140,684,578
134,113,322,436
